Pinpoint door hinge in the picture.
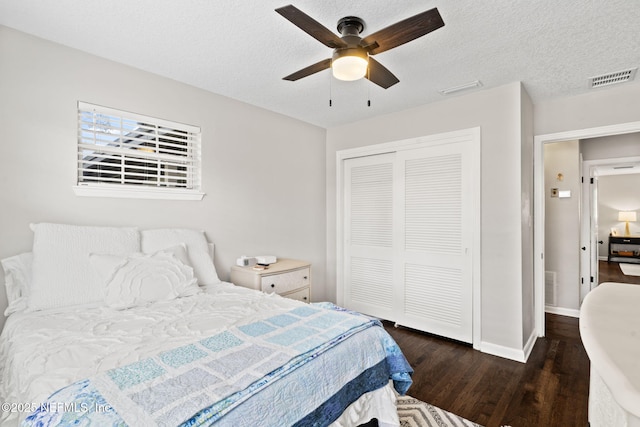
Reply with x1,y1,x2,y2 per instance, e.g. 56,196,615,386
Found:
591,276,594,283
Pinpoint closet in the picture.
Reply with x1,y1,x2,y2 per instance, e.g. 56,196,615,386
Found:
338,128,480,344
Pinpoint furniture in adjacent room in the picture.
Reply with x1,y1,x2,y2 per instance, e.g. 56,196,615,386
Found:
607,235,640,264
580,282,640,427
230,258,311,302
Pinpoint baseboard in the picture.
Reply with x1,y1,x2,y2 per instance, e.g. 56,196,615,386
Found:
480,341,528,363
522,329,537,362
545,305,580,318
480,327,538,364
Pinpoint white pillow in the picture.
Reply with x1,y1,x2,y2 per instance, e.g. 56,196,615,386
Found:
1,252,33,315
141,228,221,286
90,245,200,310
28,223,141,311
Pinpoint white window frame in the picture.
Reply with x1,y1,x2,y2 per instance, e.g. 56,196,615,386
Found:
73,101,204,200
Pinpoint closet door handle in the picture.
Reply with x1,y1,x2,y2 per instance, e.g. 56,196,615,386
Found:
581,247,586,251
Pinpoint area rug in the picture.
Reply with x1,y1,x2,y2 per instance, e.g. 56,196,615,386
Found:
397,395,482,427
619,263,640,276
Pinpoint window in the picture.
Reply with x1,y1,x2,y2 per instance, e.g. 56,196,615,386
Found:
74,102,203,200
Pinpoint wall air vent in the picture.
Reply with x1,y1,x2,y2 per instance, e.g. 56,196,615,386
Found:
589,68,637,89
545,271,557,307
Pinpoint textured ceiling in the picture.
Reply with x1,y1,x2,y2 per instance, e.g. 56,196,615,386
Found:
1,0,639,128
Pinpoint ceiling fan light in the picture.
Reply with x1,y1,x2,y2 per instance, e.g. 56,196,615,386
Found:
332,49,368,81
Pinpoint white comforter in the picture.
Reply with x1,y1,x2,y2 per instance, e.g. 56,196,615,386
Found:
0,283,399,427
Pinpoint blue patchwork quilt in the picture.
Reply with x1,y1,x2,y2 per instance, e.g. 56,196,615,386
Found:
22,303,412,427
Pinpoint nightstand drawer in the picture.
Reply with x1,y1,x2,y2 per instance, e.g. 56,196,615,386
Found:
261,267,310,294
283,287,310,303
230,259,311,298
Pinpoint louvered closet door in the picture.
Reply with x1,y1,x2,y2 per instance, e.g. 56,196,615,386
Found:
342,140,474,343
343,153,396,320
395,142,473,343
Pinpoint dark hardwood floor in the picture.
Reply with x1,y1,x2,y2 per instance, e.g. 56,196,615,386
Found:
598,259,640,285
383,313,589,427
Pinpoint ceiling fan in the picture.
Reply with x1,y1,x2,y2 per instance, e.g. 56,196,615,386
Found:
275,4,444,89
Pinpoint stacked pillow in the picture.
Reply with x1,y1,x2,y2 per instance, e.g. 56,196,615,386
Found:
1,223,222,315
140,228,221,286
0,252,32,315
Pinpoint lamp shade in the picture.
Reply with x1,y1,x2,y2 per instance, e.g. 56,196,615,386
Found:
618,211,637,222
332,48,368,81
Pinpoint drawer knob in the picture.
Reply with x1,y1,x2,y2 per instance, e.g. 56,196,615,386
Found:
270,284,275,288
303,296,308,301
303,276,308,280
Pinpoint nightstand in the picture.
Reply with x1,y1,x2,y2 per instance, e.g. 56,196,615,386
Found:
608,235,640,264
230,258,311,303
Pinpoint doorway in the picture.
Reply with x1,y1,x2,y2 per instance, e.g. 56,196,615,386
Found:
542,140,581,317
534,121,640,337
585,161,640,287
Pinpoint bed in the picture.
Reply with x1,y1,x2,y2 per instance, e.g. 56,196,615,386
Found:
0,223,412,427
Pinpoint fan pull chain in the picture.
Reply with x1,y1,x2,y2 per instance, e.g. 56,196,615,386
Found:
329,71,333,107
367,66,371,107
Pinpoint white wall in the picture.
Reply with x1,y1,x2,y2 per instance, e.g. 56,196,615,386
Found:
520,85,535,343
0,26,327,331
534,81,640,135
544,141,581,311
582,133,640,161
327,82,534,356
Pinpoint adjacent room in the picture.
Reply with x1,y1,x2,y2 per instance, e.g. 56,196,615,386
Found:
1,1,639,426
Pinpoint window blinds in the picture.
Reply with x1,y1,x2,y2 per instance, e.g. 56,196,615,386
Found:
77,102,201,191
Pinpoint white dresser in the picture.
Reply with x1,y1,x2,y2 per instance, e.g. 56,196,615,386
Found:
230,258,311,303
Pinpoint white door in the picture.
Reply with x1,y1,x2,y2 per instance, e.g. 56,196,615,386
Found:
590,174,600,291
580,168,601,304
395,143,473,342
342,138,475,343
343,152,397,321
579,159,591,303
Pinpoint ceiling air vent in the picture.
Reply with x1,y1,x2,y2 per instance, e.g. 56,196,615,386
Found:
439,80,483,95
589,68,637,89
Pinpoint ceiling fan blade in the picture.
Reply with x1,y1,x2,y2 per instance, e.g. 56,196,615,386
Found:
362,8,444,55
366,57,399,89
283,58,332,81
276,5,347,49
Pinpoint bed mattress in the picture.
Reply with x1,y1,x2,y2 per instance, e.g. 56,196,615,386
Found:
0,282,407,426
